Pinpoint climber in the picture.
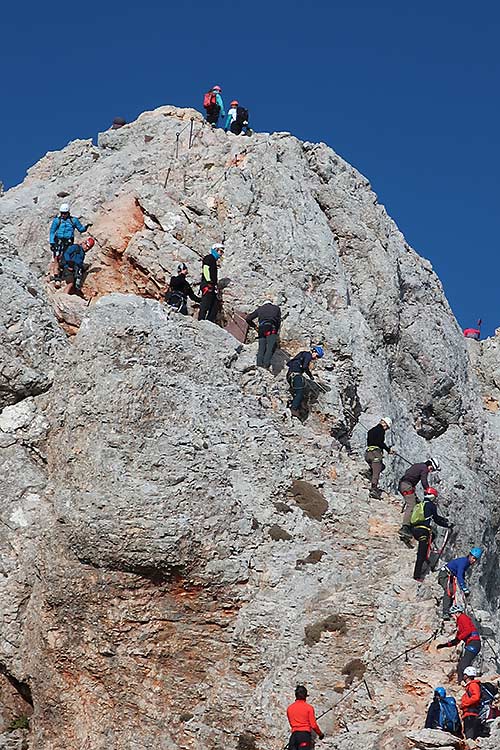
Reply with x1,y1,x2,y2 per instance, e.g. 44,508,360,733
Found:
110,116,126,130
437,548,483,620
245,298,281,369
460,667,482,739
49,204,91,279
286,685,324,750
424,687,462,737
436,604,481,682
58,237,95,294
225,100,250,135
198,244,224,323
286,346,324,418
203,85,225,127
365,418,392,499
409,487,452,582
398,460,435,542
463,320,481,340
165,263,201,315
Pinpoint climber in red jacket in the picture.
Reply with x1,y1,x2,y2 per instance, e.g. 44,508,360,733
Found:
436,604,481,681
286,685,324,749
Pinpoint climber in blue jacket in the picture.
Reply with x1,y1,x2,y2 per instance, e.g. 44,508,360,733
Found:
49,203,91,278
437,548,483,619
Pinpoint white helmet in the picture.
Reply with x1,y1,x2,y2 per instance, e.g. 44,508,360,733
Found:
211,243,224,251
59,203,70,213
463,666,477,678
449,603,464,615
380,417,392,429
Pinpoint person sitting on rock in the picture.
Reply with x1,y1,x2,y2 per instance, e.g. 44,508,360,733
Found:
409,487,451,582
245,298,281,369
365,418,392,499
437,548,483,620
286,346,324,418
59,238,95,294
165,263,201,315
424,686,462,737
437,604,481,682
49,203,91,279
224,100,250,135
198,244,224,323
286,685,324,750
398,460,435,542
460,667,482,739
203,85,225,127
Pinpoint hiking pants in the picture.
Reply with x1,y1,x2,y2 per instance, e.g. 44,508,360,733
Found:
364,448,384,489
288,731,312,750
399,480,417,526
457,642,481,682
463,715,482,740
198,291,218,322
257,333,277,368
438,568,455,616
288,373,305,411
205,106,220,125
411,526,431,580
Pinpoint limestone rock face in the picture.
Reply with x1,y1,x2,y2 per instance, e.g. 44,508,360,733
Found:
0,106,499,749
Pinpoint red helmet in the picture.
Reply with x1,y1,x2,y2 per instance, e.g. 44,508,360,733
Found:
424,487,438,498
85,237,95,249
212,85,222,92
230,100,238,106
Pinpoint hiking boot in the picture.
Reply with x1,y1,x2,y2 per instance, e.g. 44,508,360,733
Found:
399,525,412,540
442,613,451,621
290,409,301,419
414,576,425,583
369,488,382,499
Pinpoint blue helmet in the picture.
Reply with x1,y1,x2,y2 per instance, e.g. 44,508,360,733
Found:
434,687,446,698
470,547,483,560
312,345,324,358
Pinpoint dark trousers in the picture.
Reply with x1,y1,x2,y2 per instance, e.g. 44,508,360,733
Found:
463,715,482,739
364,448,384,489
230,121,243,134
288,373,305,410
288,731,312,750
205,106,220,125
198,291,218,322
411,526,431,579
438,569,454,616
458,642,481,682
257,333,277,368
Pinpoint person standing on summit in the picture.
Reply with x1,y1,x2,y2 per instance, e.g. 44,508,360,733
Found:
365,418,392,498
48,204,91,279
398,460,435,542
203,85,225,127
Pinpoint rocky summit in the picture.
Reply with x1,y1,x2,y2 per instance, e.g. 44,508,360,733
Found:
0,105,499,750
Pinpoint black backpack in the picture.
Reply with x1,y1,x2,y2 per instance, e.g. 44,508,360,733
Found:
236,106,249,124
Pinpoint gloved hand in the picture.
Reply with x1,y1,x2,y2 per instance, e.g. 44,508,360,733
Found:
50,243,56,252
463,588,470,596
318,733,325,740
85,223,93,230
436,643,448,650
448,523,454,530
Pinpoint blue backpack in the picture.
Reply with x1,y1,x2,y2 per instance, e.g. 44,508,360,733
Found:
439,696,461,733
62,244,85,269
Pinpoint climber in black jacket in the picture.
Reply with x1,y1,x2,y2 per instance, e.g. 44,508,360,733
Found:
287,346,324,418
198,244,224,322
365,418,392,498
245,300,281,369
165,263,201,314
410,487,452,582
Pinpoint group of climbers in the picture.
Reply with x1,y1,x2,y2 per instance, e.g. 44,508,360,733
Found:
48,204,94,293
203,85,251,135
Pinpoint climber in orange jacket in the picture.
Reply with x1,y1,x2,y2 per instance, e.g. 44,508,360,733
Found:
286,685,324,750
460,666,482,739
436,604,481,681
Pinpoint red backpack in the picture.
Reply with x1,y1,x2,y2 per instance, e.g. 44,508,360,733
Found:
203,91,217,109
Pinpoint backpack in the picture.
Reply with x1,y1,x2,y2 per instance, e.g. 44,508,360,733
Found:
203,91,217,109
479,682,499,723
410,500,429,526
236,106,249,124
62,244,85,269
438,697,461,733
54,216,76,233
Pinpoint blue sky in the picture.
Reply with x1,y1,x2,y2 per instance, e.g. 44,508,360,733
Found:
3,0,498,334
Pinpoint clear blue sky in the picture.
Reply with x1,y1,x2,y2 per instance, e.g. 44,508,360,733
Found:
3,0,498,334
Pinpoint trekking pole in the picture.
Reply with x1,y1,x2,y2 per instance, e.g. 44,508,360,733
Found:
164,167,171,188
175,132,180,159
188,118,194,148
